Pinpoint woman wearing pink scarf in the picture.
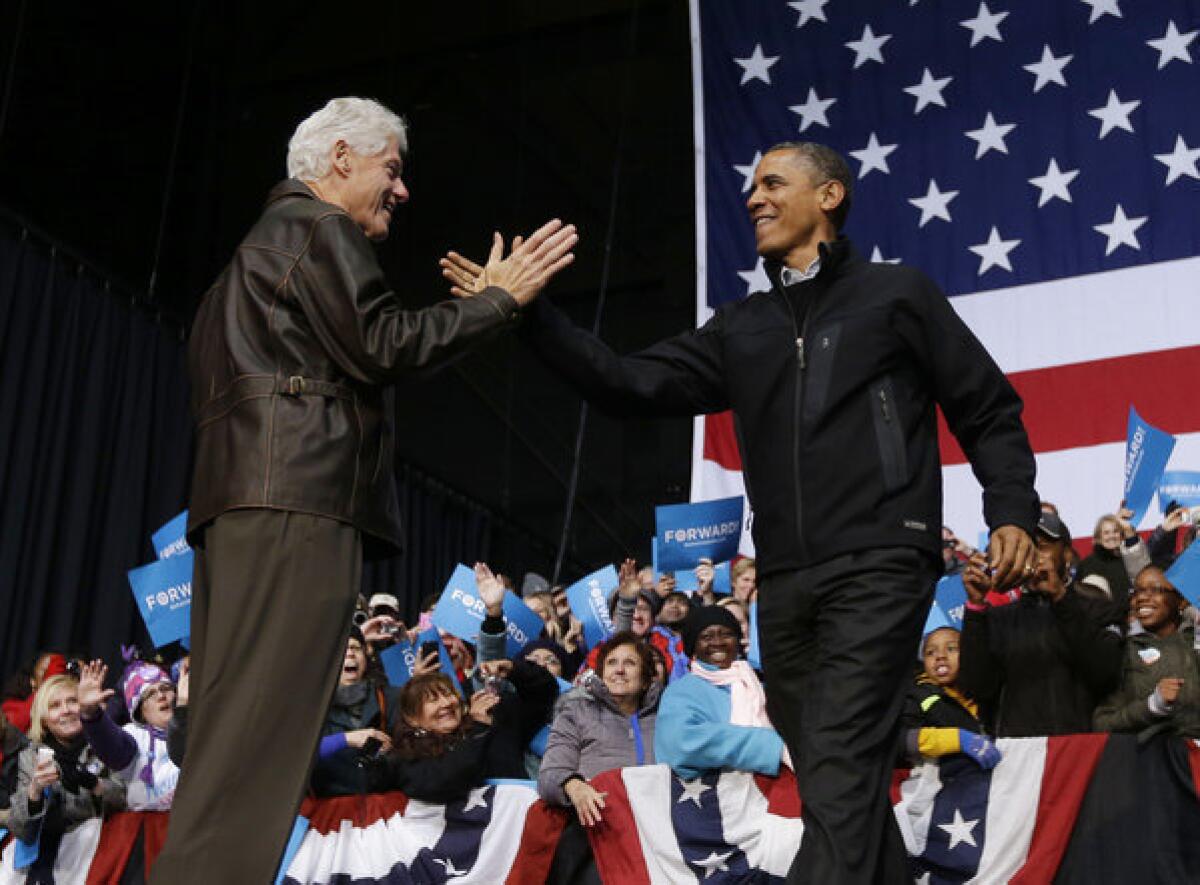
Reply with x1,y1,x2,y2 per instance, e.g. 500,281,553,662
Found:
654,606,789,779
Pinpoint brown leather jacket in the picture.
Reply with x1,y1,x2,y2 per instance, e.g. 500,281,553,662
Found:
186,180,519,553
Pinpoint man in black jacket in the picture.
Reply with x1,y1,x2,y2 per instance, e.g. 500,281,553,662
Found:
447,141,1038,883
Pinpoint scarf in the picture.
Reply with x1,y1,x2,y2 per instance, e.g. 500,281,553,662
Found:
29,733,90,884
136,722,169,792
689,660,793,769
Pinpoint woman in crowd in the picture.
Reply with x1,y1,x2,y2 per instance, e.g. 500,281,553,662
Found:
310,627,404,797
76,659,179,810
898,626,1000,768
1094,566,1200,737
717,597,751,653
1076,514,1133,599
730,558,757,604
654,607,786,779
8,675,124,880
2,653,70,735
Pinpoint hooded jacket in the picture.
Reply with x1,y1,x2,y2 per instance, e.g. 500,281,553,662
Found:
521,239,1038,575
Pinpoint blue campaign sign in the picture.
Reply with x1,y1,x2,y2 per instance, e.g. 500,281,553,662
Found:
1159,471,1200,510
565,565,618,650
379,638,418,687
151,510,190,560
417,628,462,696
431,564,545,657
1167,540,1200,608
655,496,745,571
934,574,967,629
1124,407,1176,525
746,601,761,670
922,601,956,638
128,551,194,648
273,815,310,885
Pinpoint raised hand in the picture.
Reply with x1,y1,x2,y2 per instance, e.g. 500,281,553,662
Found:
176,658,190,707
695,558,715,596
441,219,578,306
412,649,440,677
962,552,992,605
474,562,505,617
77,660,114,716
468,689,501,726
617,558,641,601
362,614,403,644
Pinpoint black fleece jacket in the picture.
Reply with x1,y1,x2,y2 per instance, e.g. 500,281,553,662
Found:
521,238,1038,575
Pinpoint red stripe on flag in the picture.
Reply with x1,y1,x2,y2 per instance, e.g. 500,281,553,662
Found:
297,790,409,835
1188,740,1200,800
1009,733,1109,885
85,811,142,885
588,769,653,885
939,345,1200,466
755,767,802,818
703,410,743,471
504,800,570,885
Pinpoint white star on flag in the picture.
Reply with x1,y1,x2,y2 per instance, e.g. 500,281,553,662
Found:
960,2,1009,47
1028,157,1079,206
733,151,762,193
870,246,901,264
734,44,780,85
1146,21,1197,70
788,0,829,29
738,258,771,295
969,226,1021,274
1094,204,1147,255
1088,89,1140,139
677,778,713,807
462,786,490,812
433,857,468,877
965,112,1016,159
904,68,953,114
693,850,734,879
1023,45,1073,92
789,87,837,132
845,24,892,69
1154,135,1200,186
1080,0,1121,25
909,180,959,226
849,133,898,178
938,807,981,850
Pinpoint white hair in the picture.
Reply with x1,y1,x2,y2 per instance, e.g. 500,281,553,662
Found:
286,97,408,181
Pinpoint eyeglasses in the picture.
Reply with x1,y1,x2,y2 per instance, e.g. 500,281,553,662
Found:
144,684,176,699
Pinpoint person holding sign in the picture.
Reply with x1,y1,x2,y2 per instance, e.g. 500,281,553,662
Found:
444,140,1039,884
155,97,578,885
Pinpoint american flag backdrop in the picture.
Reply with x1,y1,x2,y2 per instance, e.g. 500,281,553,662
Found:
688,0,1200,548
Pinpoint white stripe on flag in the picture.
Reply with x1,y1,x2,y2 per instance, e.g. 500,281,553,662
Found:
969,737,1047,885
713,771,803,877
952,258,1200,375
0,817,102,885
894,760,944,858
622,765,694,885
689,454,756,558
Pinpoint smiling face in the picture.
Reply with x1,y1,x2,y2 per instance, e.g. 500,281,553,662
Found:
1097,518,1122,552
409,687,463,736
1132,568,1184,636
922,628,961,686
340,637,368,686
43,683,82,743
337,137,409,241
746,149,842,267
731,567,757,603
601,643,645,702
694,624,740,669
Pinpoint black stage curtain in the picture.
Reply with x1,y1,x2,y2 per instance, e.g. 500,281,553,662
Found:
0,219,497,681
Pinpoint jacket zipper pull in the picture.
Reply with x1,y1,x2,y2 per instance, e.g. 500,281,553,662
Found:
879,388,891,421
796,337,806,370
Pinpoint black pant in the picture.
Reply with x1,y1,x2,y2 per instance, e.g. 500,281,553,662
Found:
757,547,938,885
151,510,361,885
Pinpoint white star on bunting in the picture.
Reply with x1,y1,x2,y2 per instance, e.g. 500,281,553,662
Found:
1028,158,1080,206
677,778,712,807
1154,135,1200,186
788,0,829,29
938,808,981,850
965,112,1016,158
738,258,771,295
1080,0,1121,25
735,44,780,85
733,151,762,193
1023,45,1073,92
969,226,1021,274
845,24,892,68
904,68,953,114
960,2,1009,47
850,132,898,178
433,857,468,877
909,179,959,226
1088,89,1140,139
870,246,901,264
789,87,837,132
462,786,490,811
693,851,734,879
1094,204,1147,255
1146,21,1197,69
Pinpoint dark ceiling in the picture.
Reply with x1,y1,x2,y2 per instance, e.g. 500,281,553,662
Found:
1,0,699,581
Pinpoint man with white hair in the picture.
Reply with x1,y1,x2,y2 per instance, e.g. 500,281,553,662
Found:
151,97,576,884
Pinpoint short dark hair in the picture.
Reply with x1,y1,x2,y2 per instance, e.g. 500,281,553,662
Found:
596,631,657,690
765,141,854,231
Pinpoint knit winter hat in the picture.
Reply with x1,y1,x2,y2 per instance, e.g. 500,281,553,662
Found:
123,662,171,721
520,637,569,674
680,606,743,657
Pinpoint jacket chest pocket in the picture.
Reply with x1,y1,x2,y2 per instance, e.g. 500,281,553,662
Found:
802,322,841,424
871,376,908,492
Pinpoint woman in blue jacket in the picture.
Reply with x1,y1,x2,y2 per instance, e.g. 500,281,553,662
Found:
655,607,788,778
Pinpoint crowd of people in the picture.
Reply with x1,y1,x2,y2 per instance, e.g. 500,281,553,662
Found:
2,501,1198,882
